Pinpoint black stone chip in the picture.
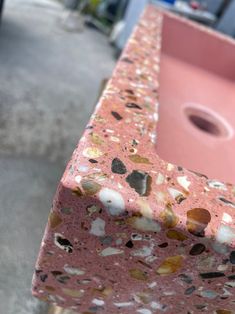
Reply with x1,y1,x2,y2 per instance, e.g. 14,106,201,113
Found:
51,271,63,277
200,272,225,279
158,242,168,248
111,111,123,120
40,274,48,282
111,158,127,174
126,103,142,110
121,57,133,64
185,286,196,295
126,170,152,196
189,243,206,256
227,274,235,280
89,159,98,163
125,240,134,248
218,196,235,207
179,274,193,284
56,275,70,284
190,170,208,179
229,251,235,264
57,238,73,248
195,305,206,310
55,235,73,253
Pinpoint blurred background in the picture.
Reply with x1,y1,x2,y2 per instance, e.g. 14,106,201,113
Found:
0,0,235,313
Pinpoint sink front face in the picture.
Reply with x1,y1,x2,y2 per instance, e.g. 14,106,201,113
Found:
157,13,235,183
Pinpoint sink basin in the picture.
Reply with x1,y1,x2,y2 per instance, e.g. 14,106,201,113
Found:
157,13,235,183
32,6,235,314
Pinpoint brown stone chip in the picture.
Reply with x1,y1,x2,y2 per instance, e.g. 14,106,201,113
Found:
129,268,148,281
49,212,62,229
186,208,211,237
128,154,151,164
81,179,101,196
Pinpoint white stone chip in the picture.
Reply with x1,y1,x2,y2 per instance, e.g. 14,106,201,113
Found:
225,281,235,288
77,165,88,172
92,298,105,306
150,301,166,310
75,175,82,184
156,173,165,185
131,242,154,257
90,217,106,236
167,163,174,171
200,290,218,299
114,302,134,307
137,309,152,314
207,180,227,191
63,265,85,276
168,187,184,199
222,212,233,223
99,188,125,216
216,224,235,244
212,241,228,254
177,176,191,191
100,247,124,256
148,282,157,288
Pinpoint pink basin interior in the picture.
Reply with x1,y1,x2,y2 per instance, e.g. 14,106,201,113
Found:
157,13,235,184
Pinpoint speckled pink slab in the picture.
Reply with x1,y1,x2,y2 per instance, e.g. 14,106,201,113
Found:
32,6,235,314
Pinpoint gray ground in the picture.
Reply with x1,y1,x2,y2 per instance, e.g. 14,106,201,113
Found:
0,1,115,313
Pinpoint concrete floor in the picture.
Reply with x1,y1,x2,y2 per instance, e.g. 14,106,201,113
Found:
0,1,115,313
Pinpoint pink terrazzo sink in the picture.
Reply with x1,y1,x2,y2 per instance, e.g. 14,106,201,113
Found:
32,6,235,314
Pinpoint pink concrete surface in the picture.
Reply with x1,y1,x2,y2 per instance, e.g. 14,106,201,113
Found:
32,6,235,314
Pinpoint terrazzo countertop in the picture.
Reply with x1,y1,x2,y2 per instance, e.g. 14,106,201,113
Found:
32,6,235,314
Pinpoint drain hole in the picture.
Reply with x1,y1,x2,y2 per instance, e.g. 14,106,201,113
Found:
188,114,221,136
184,105,232,139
